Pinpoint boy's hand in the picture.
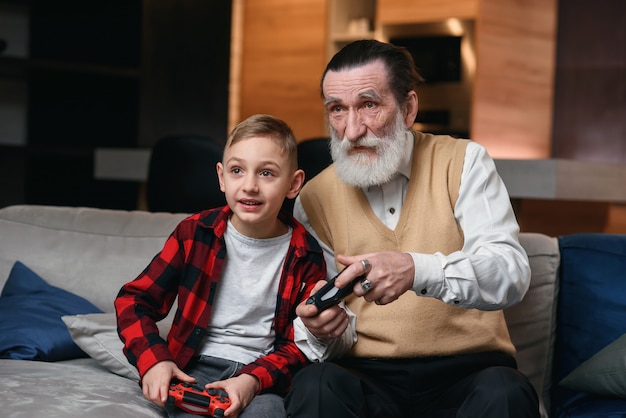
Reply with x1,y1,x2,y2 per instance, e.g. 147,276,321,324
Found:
205,374,259,417
296,280,350,340
141,360,195,407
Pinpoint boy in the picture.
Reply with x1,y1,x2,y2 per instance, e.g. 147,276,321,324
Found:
115,114,326,417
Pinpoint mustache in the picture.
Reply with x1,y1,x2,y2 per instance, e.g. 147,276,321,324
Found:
332,134,380,151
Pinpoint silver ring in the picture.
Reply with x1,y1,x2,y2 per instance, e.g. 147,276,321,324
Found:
361,259,371,274
360,278,372,292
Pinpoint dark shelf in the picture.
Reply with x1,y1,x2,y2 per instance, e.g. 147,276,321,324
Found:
29,0,142,69
17,0,143,210
27,68,140,148
28,59,140,78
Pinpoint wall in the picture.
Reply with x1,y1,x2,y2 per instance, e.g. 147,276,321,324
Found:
515,0,626,235
139,0,232,148
236,0,328,140
552,0,626,164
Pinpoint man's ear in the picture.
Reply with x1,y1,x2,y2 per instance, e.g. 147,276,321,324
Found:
404,90,419,128
216,162,226,192
286,169,305,199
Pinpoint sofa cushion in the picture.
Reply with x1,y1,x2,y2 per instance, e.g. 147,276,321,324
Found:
560,333,626,397
552,233,626,417
0,205,187,313
0,359,164,417
0,261,103,361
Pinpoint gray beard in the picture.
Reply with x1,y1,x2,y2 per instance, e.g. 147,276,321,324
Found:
329,114,410,189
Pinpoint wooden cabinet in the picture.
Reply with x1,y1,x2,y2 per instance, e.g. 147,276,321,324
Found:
327,0,376,57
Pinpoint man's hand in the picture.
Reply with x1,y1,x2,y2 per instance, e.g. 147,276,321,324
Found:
205,374,259,417
296,280,351,340
336,251,414,305
141,360,195,407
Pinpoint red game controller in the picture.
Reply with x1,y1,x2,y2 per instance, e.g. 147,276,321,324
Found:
167,381,231,416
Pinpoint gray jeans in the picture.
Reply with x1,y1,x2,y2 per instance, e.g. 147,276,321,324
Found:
165,355,286,418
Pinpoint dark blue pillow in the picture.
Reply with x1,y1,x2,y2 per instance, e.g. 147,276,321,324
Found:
0,261,103,361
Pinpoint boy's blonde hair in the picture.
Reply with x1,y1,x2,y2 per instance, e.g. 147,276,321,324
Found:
225,114,299,171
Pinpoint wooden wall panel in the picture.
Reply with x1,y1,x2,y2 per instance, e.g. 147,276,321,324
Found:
515,199,611,236
471,0,557,159
238,0,328,140
377,0,478,25
607,205,626,234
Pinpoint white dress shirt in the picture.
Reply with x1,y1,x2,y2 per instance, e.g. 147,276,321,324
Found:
293,134,531,362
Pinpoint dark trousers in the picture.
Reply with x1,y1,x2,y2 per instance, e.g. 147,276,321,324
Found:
284,351,540,418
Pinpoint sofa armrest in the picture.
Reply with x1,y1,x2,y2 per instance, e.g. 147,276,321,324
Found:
505,232,560,418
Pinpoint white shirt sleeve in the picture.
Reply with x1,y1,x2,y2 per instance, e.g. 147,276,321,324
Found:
293,304,357,362
408,141,531,310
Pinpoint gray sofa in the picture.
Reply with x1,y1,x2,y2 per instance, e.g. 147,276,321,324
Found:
0,204,560,417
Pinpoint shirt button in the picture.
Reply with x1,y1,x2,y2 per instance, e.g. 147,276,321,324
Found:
420,288,427,295
389,207,395,214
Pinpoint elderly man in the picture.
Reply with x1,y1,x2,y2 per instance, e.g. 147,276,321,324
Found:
285,40,540,418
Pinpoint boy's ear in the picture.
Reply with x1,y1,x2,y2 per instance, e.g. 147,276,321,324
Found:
286,168,305,199
216,162,226,192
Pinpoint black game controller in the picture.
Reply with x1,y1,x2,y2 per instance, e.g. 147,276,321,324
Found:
167,381,231,417
306,267,364,312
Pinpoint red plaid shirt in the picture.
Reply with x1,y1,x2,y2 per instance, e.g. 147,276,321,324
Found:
115,206,326,395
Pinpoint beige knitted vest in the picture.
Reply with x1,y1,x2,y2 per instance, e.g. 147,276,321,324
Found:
300,132,515,358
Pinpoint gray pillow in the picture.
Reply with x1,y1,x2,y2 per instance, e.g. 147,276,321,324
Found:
62,313,171,381
559,333,626,397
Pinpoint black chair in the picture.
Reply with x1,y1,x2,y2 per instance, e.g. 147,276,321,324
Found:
146,135,226,213
297,137,332,184
283,137,333,214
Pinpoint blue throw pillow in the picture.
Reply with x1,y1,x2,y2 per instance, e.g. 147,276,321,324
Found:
553,233,626,416
0,261,103,361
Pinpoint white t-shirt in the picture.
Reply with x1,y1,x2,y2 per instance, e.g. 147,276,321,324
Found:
199,219,291,364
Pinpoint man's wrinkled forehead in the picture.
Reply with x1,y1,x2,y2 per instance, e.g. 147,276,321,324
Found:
322,60,390,97
322,58,389,90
